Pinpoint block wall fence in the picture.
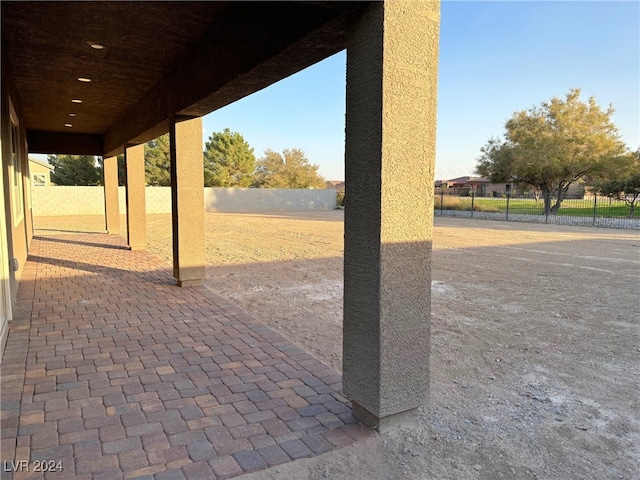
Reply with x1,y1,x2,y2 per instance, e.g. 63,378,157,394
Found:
31,186,337,216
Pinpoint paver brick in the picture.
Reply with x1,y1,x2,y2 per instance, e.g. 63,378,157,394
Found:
257,444,291,467
186,440,216,461
287,417,321,432
219,412,246,428
245,390,269,403
58,417,84,434
147,445,189,465
297,404,327,417
322,428,355,448
229,423,265,440
181,460,214,480
76,454,118,474
209,455,243,479
279,438,314,459
118,449,149,470
301,433,334,454
155,468,186,480
213,438,252,457
243,410,276,424
168,430,207,447
233,449,267,473
103,436,143,455
59,429,98,445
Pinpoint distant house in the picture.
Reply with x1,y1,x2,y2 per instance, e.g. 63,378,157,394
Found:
29,157,54,186
325,180,345,192
435,175,585,198
436,176,504,196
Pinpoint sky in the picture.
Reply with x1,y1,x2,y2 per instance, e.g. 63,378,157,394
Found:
202,1,639,181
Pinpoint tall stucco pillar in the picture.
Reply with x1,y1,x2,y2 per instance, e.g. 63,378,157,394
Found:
170,116,205,287
343,0,439,430
124,144,146,250
103,156,120,234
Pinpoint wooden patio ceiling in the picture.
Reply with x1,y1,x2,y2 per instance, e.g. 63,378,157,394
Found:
1,1,366,156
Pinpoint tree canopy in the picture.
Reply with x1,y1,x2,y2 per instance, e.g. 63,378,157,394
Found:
48,155,102,186
203,129,255,187
476,88,628,215
253,148,325,189
593,148,640,217
144,134,171,186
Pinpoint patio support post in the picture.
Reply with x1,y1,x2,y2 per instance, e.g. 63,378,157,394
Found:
124,144,146,250
343,0,439,431
103,156,120,234
169,116,205,287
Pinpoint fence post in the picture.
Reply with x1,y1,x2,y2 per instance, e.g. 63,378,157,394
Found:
592,194,597,226
440,189,444,216
505,193,510,221
471,192,474,218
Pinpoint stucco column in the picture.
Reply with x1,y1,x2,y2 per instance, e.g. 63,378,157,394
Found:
170,116,205,287
343,0,439,430
103,156,120,234
124,144,146,250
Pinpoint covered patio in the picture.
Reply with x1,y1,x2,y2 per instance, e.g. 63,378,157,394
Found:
1,231,370,479
2,1,440,476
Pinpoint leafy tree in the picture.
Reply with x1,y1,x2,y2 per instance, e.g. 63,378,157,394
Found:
476,89,627,215
203,129,255,187
145,134,171,186
253,148,325,189
593,149,640,217
116,155,126,186
48,154,102,186
96,156,126,186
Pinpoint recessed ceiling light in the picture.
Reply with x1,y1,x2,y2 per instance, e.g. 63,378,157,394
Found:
90,43,105,50
71,99,82,103
64,124,72,127
78,77,91,83
69,113,77,117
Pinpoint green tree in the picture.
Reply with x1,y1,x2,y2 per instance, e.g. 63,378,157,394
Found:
203,129,255,187
253,148,325,189
48,154,102,186
96,156,126,186
476,88,627,215
593,149,640,218
145,134,171,186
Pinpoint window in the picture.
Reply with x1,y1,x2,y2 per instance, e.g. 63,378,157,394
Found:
9,99,24,226
32,174,46,186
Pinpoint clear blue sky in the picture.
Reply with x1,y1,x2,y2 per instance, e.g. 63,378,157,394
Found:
203,1,639,181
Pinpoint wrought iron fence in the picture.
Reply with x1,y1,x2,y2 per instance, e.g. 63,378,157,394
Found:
434,191,640,229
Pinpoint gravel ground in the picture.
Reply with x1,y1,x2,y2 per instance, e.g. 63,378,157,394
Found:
34,212,640,480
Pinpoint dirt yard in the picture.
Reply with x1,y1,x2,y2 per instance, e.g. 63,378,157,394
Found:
34,212,639,479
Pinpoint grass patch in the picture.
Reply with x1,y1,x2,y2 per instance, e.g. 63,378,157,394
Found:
434,196,500,213
437,196,640,218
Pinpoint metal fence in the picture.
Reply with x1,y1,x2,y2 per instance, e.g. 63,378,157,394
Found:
434,191,640,229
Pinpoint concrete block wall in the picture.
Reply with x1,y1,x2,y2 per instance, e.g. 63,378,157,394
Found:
32,186,107,216
204,188,336,212
32,186,336,216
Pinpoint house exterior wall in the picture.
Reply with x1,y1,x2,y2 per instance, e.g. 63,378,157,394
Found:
29,160,53,187
1,65,33,359
31,186,337,216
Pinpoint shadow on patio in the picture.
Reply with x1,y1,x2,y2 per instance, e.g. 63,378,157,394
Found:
0,232,371,480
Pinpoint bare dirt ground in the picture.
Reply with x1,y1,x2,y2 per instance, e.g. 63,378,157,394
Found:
34,212,640,480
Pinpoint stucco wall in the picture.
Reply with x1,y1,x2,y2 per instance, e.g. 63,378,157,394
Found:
32,186,337,216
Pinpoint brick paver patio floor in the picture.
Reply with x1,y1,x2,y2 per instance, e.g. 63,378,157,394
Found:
0,233,372,479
